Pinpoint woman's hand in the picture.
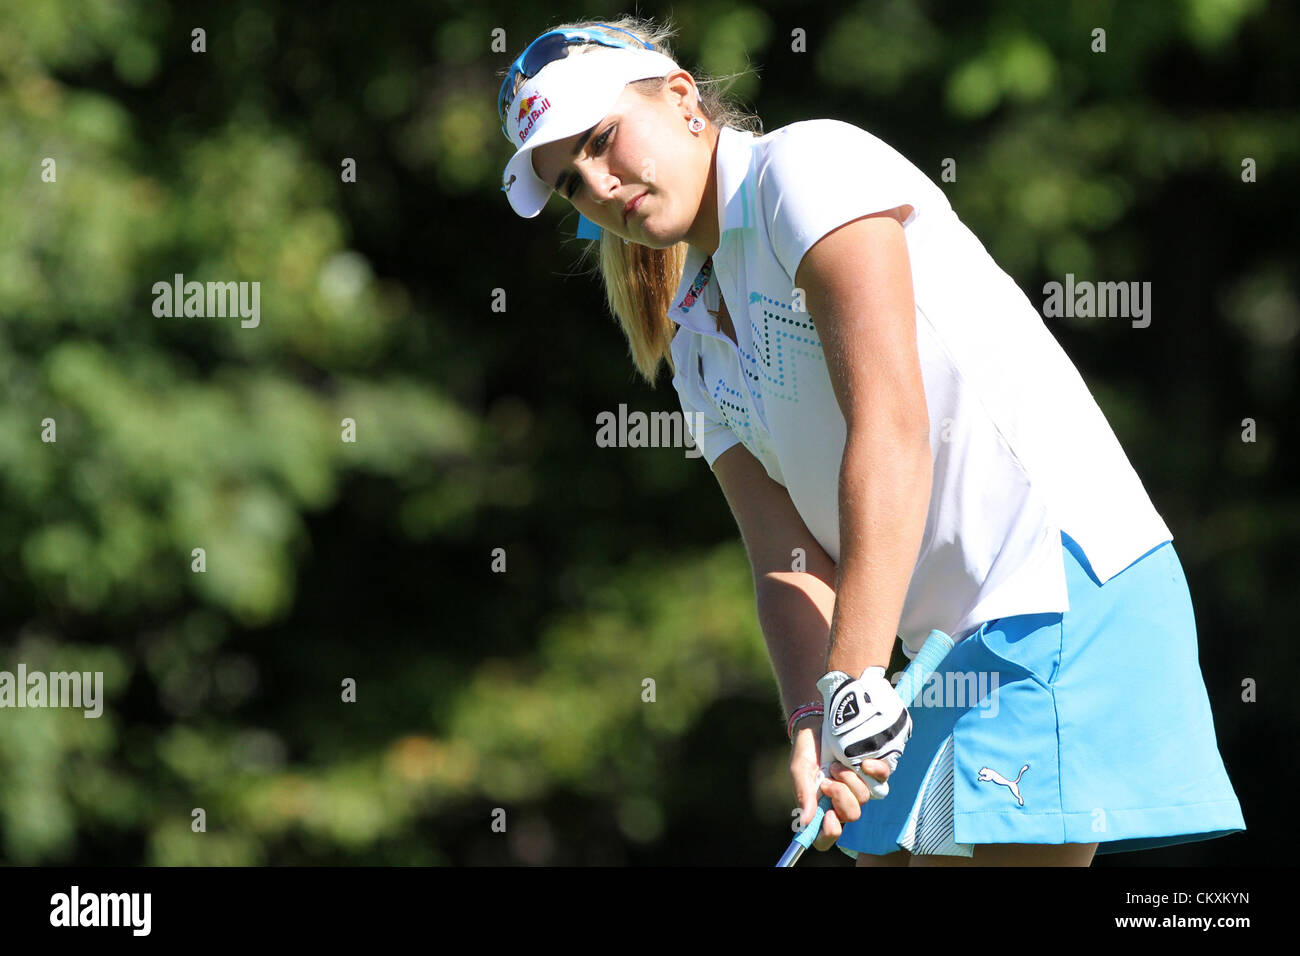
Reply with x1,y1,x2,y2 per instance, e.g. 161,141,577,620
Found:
790,718,891,851
817,666,913,800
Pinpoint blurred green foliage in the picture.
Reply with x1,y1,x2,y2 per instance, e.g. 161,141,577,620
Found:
0,0,1294,865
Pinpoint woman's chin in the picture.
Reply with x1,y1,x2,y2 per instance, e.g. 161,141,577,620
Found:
631,222,675,249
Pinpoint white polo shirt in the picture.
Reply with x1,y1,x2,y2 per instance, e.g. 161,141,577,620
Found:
669,119,1173,658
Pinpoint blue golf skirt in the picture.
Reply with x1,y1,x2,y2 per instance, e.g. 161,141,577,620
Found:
836,530,1246,858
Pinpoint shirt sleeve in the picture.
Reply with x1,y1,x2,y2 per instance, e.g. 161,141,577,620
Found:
670,341,741,468
758,118,947,282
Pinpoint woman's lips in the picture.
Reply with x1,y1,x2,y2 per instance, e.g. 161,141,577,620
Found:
623,192,647,222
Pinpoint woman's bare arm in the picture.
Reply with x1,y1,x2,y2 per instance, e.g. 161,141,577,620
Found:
794,211,933,676
709,442,838,716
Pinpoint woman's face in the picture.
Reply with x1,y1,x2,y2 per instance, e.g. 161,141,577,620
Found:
530,72,714,249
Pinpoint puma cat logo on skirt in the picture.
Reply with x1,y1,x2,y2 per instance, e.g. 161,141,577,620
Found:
978,764,1031,806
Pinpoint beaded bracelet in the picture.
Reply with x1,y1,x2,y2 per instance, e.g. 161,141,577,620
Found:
786,702,824,742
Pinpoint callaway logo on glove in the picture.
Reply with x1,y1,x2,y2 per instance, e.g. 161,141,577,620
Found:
815,666,913,800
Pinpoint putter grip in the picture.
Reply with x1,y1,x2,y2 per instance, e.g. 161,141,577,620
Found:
781,629,956,863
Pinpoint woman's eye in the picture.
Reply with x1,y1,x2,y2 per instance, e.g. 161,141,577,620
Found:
566,126,614,199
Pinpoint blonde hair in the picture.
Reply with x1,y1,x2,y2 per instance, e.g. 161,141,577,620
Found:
500,16,763,386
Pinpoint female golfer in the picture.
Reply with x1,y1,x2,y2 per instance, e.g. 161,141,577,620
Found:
497,17,1245,866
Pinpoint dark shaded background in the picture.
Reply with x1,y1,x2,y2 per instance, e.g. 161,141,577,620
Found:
1,0,1294,865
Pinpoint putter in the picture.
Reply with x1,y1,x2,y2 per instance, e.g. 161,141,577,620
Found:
776,628,956,867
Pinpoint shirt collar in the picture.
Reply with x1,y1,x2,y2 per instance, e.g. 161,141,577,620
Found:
668,125,757,331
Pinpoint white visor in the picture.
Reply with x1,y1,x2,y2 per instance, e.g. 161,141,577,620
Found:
500,47,681,218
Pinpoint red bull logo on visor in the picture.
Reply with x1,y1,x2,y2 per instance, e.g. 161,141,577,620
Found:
514,93,551,144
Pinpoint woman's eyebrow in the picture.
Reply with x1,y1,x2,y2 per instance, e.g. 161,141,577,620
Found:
554,124,599,193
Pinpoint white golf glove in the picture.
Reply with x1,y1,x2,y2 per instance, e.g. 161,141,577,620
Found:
816,665,912,800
